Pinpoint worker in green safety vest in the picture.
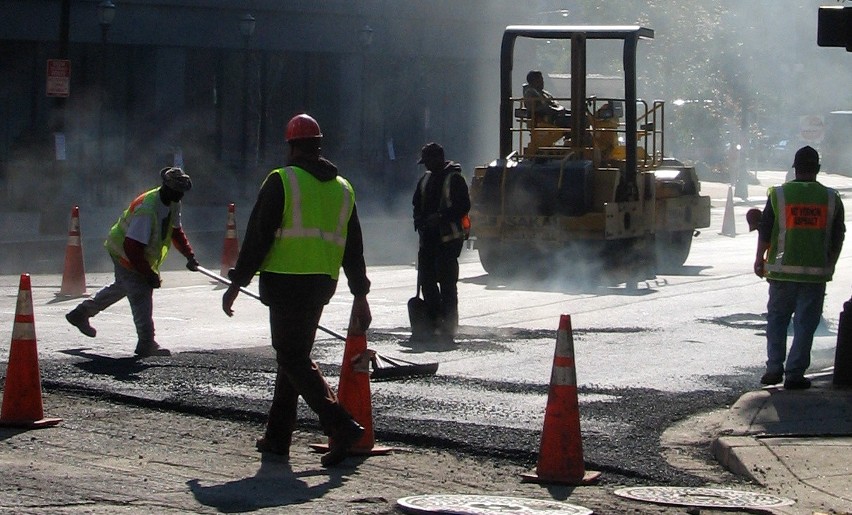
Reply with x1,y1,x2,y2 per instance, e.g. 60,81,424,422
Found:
65,167,199,358
222,113,371,468
754,145,845,390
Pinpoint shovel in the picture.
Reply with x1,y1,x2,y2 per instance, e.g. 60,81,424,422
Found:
196,266,438,381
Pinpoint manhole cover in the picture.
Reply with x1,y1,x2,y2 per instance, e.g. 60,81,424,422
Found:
397,494,593,515
613,486,794,508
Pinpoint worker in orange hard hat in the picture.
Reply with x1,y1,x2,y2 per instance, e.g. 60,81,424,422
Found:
222,113,371,467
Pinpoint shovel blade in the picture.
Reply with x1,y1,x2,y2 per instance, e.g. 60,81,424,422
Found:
370,362,439,381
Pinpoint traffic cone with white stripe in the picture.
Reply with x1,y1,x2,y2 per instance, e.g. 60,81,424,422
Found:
58,206,86,297
221,203,239,277
0,274,62,428
310,319,392,457
521,314,599,484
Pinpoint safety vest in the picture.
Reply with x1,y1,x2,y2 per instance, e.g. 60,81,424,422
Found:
418,170,467,243
260,166,354,279
765,181,838,282
104,188,175,272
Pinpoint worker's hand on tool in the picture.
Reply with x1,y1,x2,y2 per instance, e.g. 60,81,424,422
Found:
222,283,240,317
185,256,200,272
146,273,161,289
349,295,372,334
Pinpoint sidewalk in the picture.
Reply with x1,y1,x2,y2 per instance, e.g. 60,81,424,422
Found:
711,369,852,514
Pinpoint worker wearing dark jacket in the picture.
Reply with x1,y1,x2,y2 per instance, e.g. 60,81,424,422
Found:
222,113,371,467
412,142,471,341
65,167,198,358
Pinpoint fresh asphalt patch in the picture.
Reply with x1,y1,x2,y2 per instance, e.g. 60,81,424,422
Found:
36,331,759,489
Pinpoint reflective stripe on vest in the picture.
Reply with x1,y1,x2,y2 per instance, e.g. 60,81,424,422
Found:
765,183,836,281
261,166,354,279
104,188,174,272
418,171,465,243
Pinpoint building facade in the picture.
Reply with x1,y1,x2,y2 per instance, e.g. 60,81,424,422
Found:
0,0,525,232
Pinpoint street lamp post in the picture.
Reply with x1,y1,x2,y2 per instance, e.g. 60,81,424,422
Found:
96,1,115,179
358,25,373,161
239,13,255,176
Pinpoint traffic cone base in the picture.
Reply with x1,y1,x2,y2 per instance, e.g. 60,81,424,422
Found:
1,274,62,429
309,443,393,456
520,469,601,485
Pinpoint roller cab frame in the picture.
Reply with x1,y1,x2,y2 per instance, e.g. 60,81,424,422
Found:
470,25,711,281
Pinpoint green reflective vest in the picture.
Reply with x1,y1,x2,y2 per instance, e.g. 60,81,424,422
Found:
765,181,838,282
260,166,354,279
104,188,175,272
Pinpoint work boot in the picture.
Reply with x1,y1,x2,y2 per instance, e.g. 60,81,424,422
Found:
255,436,290,459
783,376,812,390
760,371,783,385
321,419,365,467
134,340,171,358
66,308,96,338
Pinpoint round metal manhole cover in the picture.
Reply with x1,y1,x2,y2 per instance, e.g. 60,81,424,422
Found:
396,494,593,515
613,486,794,508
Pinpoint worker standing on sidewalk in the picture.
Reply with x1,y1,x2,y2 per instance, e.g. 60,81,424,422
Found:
754,145,845,389
65,167,199,358
222,113,371,467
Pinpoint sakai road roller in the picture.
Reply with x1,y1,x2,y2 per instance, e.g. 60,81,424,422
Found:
469,26,711,283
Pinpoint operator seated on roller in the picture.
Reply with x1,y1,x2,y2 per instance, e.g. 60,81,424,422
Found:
522,70,571,128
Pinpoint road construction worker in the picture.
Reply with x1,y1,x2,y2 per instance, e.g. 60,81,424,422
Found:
523,70,570,128
65,167,199,358
222,113,371,467
412,142,470,342
754,145,845,390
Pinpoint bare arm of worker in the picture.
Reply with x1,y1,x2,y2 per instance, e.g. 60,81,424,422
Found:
349,295,372,335
754,239,770,278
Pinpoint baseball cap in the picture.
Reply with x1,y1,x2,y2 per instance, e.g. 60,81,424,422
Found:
418,142,445,164
792,145,819,168
160,167,192,192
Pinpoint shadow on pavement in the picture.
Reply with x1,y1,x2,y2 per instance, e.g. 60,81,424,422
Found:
187,459,346,513
58,348,157,381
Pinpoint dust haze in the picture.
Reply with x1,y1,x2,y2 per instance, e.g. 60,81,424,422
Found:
2,1,850,278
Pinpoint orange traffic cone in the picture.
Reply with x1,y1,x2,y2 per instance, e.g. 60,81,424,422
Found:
58,206,86,297
720,186,736,237
521,314,599,485
1,274,62,428
311,323,392,457
221,203,239,277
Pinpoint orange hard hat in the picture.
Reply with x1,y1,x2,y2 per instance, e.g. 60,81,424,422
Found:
285,113,322,142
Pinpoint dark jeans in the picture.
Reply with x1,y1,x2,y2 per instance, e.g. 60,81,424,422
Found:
417,240,463,334
263,304,352,447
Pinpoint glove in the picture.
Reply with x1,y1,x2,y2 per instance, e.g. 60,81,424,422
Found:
186,256,200,272
146,273,161,289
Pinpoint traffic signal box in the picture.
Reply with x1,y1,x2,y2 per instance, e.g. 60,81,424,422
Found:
818,5,852,52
